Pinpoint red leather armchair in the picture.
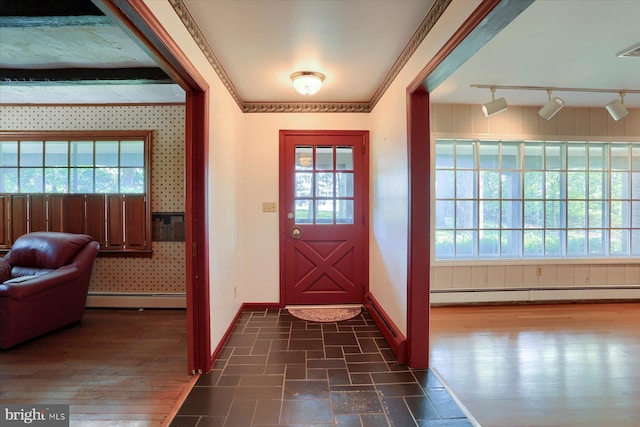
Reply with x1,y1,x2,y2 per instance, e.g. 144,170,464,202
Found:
0,232,99,349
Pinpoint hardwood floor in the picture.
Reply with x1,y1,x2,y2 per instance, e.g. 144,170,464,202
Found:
430,302,640,427
0,308,193,427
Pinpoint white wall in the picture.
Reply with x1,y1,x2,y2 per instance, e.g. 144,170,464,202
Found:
368,0,482,334
143,1,244,351
239,114,370,303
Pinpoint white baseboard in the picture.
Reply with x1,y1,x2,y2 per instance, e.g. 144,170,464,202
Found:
431,287,640,305
86,293,186,308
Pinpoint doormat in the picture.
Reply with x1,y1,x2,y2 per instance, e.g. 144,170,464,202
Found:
286,305,362,323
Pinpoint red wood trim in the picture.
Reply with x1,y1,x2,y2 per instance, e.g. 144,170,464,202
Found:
187,89,212,373
106,0,211,374
364,292,406,364
278,131,288,306
408,0,501,93
242,302,284,310
105,0,208,91
404,0,526,369
406,91,431,369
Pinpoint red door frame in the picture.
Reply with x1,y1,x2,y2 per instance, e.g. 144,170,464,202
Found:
279,130,370,306
105,0,212,373
404,0,534,368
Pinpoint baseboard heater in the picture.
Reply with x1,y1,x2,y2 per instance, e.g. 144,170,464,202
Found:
86,292,186,308
430,286,640,305
363,291,406,364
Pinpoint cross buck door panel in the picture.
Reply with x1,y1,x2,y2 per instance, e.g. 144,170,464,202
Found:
280,130,369,305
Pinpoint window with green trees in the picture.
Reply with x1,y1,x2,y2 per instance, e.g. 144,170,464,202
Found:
435,138,640,260
0,131,151,253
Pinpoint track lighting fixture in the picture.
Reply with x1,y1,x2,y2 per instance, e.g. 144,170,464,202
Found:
605,92,629,121
482,87,508,117
472,85,638,121
538,90,565,120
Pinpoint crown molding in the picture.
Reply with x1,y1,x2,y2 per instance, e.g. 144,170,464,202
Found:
170,0,451,113
242,102,371,114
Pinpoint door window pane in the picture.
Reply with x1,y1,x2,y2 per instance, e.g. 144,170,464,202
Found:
295,173,313,197
336,200,354,224
315,173,333,197
295,199,313,224
336,147,353,170
316,200,334,224
335,173,353,197
316,146,333,170
296,146,313,169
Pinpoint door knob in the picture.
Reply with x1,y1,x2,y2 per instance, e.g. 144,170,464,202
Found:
290,226,303,239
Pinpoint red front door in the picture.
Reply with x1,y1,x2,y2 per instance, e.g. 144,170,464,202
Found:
280,130,369,305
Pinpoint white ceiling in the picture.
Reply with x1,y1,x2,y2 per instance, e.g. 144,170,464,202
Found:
0,0,638,108
431,0,640,108
181,0,435,103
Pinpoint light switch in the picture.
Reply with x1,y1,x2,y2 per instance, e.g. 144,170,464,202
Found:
262,202,277,213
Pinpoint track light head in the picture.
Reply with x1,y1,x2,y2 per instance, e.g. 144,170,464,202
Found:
482,88,507,117
539,91,565,120
606,93,629,121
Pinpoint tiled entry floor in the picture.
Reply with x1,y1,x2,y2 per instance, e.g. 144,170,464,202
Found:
171,308,473,427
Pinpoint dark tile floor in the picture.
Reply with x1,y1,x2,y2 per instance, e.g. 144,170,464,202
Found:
171,308,473,427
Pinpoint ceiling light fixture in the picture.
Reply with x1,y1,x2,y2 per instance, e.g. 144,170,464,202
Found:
605,92,629,121
291,71,325,96
482,87,508,117
538,89,565,120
